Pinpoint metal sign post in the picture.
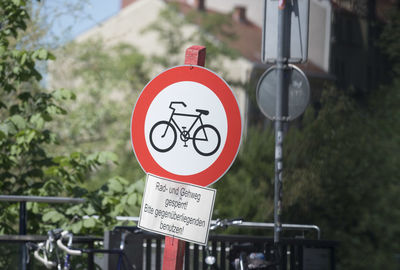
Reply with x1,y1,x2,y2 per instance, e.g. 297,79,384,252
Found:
274,1,287,261
259,1,311,268
258,1,311,268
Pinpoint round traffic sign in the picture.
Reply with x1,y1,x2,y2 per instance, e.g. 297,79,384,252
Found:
256,64,310,121
131,65,242,187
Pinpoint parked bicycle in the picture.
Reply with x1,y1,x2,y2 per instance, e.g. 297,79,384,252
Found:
205,219,278,270
26,228,69,269
149,101,221,156
26,242,57,269
26,227,139,270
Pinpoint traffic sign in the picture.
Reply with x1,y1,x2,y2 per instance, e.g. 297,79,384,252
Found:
262,0,310,63
131,65,242,187
256,64,310,121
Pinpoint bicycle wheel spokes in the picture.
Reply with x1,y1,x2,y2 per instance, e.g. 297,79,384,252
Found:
149,121,177,152
193,124,221,156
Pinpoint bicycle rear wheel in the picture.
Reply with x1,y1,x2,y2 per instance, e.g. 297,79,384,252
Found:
193,124,221,156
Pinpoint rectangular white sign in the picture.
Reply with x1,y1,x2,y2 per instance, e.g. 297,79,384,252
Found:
138,174,216,245
262,0,310,63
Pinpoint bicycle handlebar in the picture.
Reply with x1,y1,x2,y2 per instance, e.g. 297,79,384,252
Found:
32,242,57,269
57,231,82,256
169,101,187,109
210,218,243,231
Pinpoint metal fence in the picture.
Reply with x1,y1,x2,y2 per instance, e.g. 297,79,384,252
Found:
0,231,336,269
105,229,337,270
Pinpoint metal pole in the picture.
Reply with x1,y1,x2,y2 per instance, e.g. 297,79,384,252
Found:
19,202,27,270
274,1,287,268
275,0,286,244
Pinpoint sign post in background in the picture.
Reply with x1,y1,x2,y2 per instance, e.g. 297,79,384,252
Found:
259,1,310,269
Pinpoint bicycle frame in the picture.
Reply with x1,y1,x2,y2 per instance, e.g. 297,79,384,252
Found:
166,111,205,140
162,101,209,142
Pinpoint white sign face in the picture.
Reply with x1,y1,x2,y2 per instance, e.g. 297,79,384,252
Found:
144,81,228,176
138,174,216,245
131,65,242,187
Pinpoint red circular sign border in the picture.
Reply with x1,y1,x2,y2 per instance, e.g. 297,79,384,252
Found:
131,65,242,187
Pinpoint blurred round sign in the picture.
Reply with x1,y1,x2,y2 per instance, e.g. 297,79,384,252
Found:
256,64,310,121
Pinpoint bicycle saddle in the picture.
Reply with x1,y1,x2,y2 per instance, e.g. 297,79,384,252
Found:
196,109,209,115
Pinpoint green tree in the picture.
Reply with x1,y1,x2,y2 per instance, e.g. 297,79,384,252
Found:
215,5,400,269
282,82,399,269
49,39,149,188
0,0,143,238
214,127,275,223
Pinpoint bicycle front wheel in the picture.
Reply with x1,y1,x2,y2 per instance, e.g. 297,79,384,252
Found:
193,124,221,156
149,121,177,152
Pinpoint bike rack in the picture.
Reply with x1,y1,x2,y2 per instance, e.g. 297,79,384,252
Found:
230,222,321,240
113,217,321,239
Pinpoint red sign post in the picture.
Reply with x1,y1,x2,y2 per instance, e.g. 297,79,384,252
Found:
163,45,206,270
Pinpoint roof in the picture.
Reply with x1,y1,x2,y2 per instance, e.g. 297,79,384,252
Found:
175,2,329,77
331,0,396,21
176,2,263,63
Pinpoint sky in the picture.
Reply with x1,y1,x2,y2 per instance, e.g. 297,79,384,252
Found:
42,0,120,43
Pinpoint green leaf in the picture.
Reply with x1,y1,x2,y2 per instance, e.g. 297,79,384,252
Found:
25,129,36,143
83,217,96,228
10,115,26,129
13,66,20,74
98,151,118,164
109,178,123,193
12,50,21,58
71,221,83,234
0,123,9,137
30,113,44,129
32,203,39,214
52,89,76,101
85,204,96,215
43,210,62,222
127,194,137,205
66,205,81,215
38,48,48,60
20,53,27,65
47,52,56,60
133,179,145,193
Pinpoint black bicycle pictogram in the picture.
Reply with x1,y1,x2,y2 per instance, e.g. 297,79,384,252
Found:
149,101,221,156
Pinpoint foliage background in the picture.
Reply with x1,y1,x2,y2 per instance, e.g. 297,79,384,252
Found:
0,1,399,269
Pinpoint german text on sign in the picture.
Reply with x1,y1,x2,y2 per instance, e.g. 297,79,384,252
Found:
138,174,216,245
